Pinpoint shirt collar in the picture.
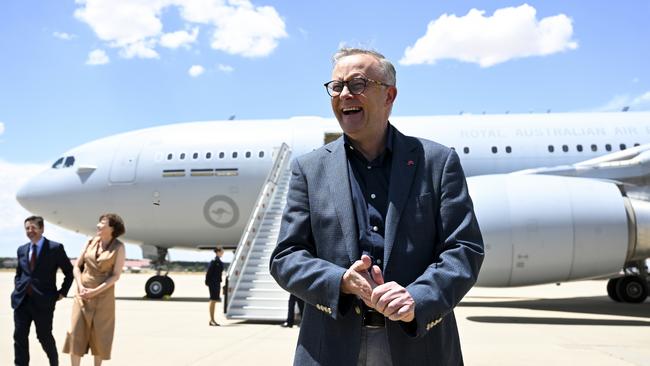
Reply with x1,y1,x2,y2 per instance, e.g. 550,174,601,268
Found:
32,236,45,248
343,122,395,155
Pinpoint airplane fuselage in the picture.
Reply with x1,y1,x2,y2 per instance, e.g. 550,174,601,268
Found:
17,113,650,251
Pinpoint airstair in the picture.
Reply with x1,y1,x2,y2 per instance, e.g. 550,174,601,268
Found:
224,143,292,321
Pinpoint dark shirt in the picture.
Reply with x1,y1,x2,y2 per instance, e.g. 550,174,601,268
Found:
344,124,395,268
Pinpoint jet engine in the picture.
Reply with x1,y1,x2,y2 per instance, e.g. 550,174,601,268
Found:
468,174,650,288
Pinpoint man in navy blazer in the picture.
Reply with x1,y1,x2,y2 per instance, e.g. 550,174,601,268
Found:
12,216,73,366
270,48,484,365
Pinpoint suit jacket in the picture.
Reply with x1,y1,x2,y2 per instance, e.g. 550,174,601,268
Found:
270,127,484,366
11,238,74,310
205,257,224,286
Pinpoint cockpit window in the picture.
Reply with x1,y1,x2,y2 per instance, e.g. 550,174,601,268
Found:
64,156,75,168
52,157,64,169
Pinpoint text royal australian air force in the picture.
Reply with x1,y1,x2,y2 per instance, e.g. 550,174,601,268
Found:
460,126,644,139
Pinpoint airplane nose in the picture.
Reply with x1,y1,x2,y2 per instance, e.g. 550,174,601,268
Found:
15,167,78,215
16,173,49,213
15,163,108,233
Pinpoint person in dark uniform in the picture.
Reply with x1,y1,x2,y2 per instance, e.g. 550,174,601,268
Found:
12,215,74,366
282,294,305,328
205,247,224,326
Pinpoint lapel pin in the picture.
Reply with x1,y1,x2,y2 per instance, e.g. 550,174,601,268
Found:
407,160,415,166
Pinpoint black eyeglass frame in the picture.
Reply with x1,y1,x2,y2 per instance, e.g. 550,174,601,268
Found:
323,77,392,97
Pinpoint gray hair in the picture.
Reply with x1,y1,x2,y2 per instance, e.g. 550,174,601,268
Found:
332,47,396,86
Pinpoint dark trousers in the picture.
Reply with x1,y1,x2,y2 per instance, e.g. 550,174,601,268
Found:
286,294,304,326
13,296,58,366
357,328,393,366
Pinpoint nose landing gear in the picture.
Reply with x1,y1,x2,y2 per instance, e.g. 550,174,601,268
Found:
144,247,175,299
145,275,175,299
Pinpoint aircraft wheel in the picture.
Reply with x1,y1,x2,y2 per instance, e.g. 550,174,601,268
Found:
145,275,167,299
606,278,621,302
615,275,648,303
162,276,175,296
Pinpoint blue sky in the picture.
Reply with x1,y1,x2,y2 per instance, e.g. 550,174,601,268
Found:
1,0,649,260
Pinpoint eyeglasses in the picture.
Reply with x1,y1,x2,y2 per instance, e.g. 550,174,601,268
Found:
323,77,391,97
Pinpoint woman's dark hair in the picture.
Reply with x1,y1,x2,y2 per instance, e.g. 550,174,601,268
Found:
99,213,126,239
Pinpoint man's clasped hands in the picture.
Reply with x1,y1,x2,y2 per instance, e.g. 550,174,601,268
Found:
341,254,415,322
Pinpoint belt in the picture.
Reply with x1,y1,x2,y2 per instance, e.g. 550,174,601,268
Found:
362,308,385,328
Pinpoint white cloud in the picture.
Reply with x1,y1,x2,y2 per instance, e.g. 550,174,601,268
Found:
74,0,287,60
217,63,233,73
86,49,110,65
160,27,199,49
118,40,159,59
207,3,287,57
0,121,4,136
594,91,650,112
53,31,76,40
188,64,205,77
400,4,578,67
74,0,163,46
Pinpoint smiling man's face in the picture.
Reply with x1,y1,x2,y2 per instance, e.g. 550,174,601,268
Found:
330,54,396,143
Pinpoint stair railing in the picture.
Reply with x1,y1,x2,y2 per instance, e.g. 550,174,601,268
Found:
225,143,291,314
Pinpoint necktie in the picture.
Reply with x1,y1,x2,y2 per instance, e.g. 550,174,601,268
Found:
30,244,37,271
27,244,37,296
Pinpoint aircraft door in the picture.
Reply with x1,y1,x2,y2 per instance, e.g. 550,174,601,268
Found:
109,147,141,183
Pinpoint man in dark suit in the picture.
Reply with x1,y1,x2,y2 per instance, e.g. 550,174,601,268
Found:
270,48,484,365
12,216,73,366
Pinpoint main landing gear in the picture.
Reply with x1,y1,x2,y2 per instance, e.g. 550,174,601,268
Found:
606,261,649,303
145,247,175,299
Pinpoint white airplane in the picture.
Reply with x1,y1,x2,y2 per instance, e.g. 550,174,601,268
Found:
16,112,650,303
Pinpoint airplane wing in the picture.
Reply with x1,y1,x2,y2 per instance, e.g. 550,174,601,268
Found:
514,143,650,184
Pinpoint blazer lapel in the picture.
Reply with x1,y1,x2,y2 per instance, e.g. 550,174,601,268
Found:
325,138,359,264
384,130,419,271
20,243,31,273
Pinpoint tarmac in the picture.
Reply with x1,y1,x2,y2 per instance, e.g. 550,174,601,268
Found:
1,271,649,365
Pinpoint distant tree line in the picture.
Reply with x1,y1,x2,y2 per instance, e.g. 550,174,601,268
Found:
0,258,228,273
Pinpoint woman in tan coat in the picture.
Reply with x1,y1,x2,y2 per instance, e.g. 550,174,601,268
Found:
63,213,126,366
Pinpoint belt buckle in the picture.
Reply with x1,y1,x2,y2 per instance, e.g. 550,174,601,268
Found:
362,309,385,328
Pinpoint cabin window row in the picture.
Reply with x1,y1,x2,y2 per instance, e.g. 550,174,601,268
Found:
450,146,513,154
547,143,640,153
166,151,266,161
